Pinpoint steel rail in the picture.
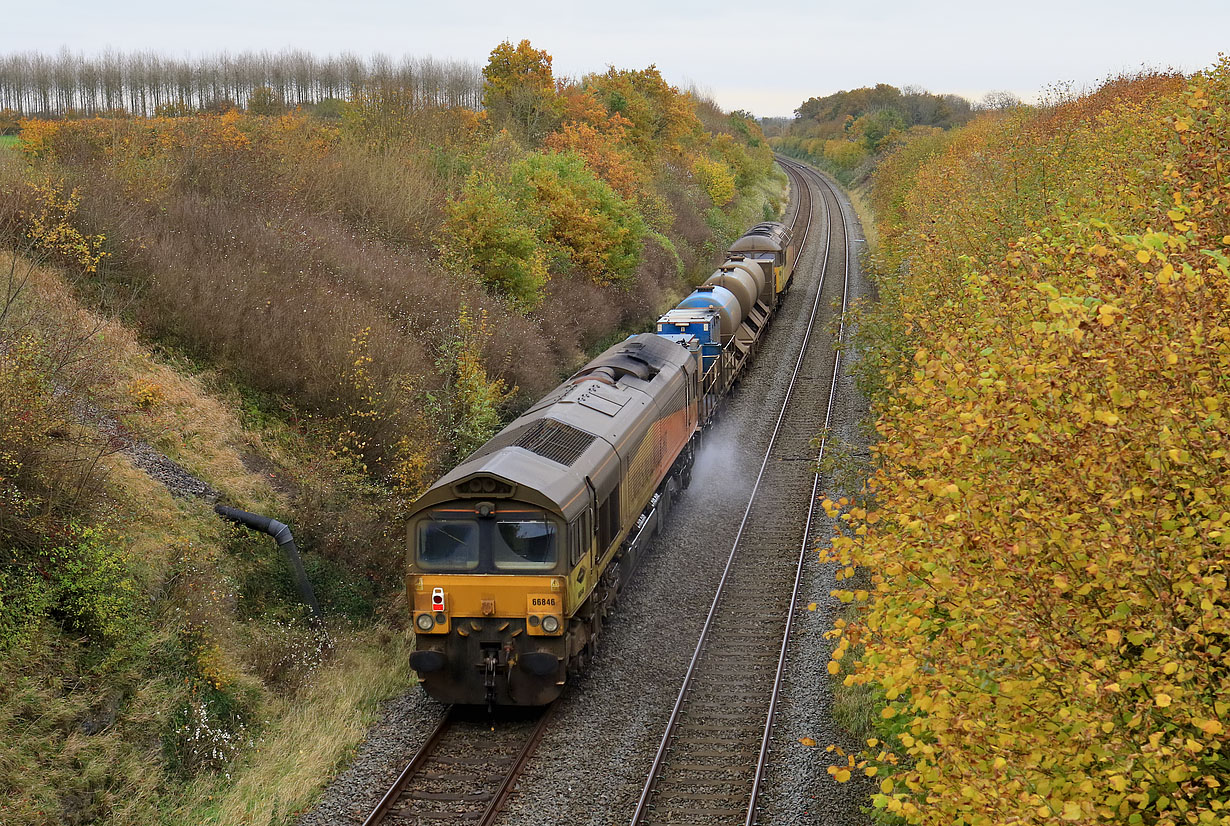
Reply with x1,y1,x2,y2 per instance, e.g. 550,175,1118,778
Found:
361,707,456,826
788,163,805,232
744,159,852,825
629,157,837,826
481,701,559,822
361,702,556,826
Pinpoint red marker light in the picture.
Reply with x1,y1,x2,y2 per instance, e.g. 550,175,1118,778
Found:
431,587,445,612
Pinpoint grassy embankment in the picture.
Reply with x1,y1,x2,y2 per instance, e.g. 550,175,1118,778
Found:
0,246,402,824
823,64,1230,825
0,40,785,826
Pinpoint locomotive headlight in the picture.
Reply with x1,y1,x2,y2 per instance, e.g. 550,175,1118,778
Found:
541,615,560,634
415,613,435,631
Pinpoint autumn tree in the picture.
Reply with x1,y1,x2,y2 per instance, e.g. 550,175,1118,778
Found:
544,86,643,199
823,68,1229,826
481,40,559,140
246,85,285,115
439,171,547,309
584,65,700,160
517,151,644,282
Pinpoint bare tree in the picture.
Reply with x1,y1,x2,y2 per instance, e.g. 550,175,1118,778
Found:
980,90,1022,111
0,49,483,117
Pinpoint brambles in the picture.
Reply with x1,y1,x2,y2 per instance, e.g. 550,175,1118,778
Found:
424,307,516,467
824,66,1228,825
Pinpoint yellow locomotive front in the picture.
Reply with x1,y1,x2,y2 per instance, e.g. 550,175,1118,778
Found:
407,334,700,707
408,489,575,707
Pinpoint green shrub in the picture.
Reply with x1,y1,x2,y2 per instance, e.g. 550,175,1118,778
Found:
440,172,548,308
0,566,54,650
516,151,644,283
46,526,137,640
1,524,137,646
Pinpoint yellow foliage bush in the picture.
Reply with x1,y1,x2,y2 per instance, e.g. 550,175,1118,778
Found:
21,179,108,273
823,138,868,171
827,65,1229,825
690,153,736,206
126,377,166,410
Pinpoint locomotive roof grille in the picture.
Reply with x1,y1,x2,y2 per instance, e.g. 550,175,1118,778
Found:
574,337,679,384
512,418,598,466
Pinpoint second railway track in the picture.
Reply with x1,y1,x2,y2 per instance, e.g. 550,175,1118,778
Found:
630,158,852,826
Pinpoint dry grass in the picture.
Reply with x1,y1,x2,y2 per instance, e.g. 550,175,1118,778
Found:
0,251,408,825
173,628,412,826
16,251,286,514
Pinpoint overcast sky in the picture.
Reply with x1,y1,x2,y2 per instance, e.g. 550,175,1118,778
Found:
6,0,1227,117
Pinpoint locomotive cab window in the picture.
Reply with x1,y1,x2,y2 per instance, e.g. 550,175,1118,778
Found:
416,509,562,573
493,518,557,571
418,519,480,571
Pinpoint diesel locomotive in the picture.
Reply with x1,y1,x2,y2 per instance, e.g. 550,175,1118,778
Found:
406,221,795,706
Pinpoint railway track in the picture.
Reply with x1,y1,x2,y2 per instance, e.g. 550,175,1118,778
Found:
629,158,851,826
360,704,556,826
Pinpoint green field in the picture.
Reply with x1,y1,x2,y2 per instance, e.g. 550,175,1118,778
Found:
0,135,19,149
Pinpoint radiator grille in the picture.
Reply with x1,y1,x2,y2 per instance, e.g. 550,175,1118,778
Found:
513,419,597,466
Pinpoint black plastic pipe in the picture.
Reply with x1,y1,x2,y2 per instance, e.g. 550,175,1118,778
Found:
214,504,324,625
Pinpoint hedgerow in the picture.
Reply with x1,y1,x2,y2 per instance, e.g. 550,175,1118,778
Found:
825,64,1229,825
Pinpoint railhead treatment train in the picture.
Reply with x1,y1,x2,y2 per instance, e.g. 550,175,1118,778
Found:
406,221,796,706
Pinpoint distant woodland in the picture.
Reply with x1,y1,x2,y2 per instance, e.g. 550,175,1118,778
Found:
0,50,483,119
774,83,1000,181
